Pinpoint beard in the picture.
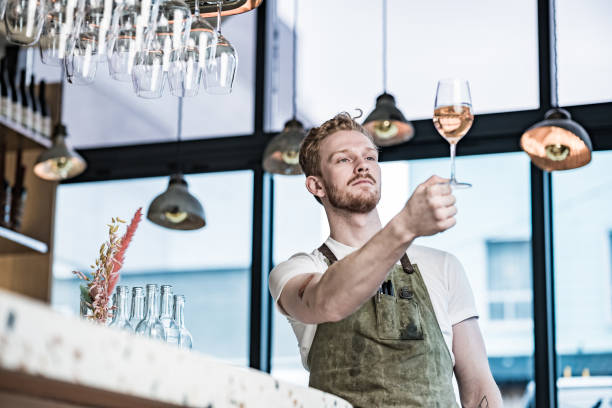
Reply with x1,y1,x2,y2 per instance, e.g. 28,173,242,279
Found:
325,175,380,214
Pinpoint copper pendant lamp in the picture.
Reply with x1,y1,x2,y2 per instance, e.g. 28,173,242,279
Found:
187,0,262,18
147,98,206,230
33,123,87,180
363,0,414,147
520,108,592,171
262,0,305,175
33,71,87,181
520,3,592,172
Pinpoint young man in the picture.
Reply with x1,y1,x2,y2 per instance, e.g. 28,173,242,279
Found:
269,113,502,407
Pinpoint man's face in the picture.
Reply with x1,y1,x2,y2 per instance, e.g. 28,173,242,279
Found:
318,130,381,213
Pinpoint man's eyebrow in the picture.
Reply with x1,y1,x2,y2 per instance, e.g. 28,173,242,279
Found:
328,147,379,162
327,149,351,162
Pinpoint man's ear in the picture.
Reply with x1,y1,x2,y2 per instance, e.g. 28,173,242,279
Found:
305,175,326,200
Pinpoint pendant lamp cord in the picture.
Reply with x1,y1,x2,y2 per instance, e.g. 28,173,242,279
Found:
291,0,298,119
551,0,558,108
176,97,183,173
382,0,388,94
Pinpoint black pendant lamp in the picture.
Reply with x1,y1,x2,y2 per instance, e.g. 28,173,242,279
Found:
363,0,414,147
262,0,305,175
34,123,87,180
520,3,592,171
147,98,206,230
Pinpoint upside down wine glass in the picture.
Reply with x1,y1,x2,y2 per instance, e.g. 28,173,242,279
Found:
433,78,474,189
204,0,236,94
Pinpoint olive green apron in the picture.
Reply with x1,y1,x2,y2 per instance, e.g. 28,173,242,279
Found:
308,244,457,407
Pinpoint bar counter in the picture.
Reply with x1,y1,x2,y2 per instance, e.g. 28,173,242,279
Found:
0,289,351,408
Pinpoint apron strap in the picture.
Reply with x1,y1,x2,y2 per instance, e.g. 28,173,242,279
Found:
319,242,414,274
318,243,338,264
400,253,415,274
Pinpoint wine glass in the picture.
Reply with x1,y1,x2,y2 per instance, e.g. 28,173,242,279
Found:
107,0,143,81
39,0,76,66
433,78,474,189
65,35,98,85
4,0,46,45
204,0,237,94
168,0,213,97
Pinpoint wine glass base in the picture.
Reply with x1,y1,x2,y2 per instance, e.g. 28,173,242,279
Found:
449,180,471,189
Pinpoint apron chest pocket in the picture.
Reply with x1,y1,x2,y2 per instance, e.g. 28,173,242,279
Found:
374,294,424,340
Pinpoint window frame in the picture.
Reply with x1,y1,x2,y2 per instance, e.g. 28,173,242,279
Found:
58,1,612,406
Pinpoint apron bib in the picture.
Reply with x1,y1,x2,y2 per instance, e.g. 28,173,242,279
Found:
308,244,458,407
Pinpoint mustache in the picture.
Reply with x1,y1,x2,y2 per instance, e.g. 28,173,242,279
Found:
348,174,376,186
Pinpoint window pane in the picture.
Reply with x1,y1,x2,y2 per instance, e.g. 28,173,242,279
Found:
553,151,612,405
515,302,532,320
271,152,534,406
34,12,256,149
487,241,532,291
557,0,612,106
267,0,539,132
412,153,533,405
271,174,325,387
490,302,505,320
51,171,253,365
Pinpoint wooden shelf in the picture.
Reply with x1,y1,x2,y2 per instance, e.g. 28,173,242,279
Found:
0,226,48,254
0,115,52,151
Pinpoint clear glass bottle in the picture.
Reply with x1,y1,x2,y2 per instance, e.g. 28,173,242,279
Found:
128,286,145,331
108,286,132,330
18,69,30,129
28,74,38,132
159,284,179,345
174,294,192,349
0,58,9,119
135,284,166,341
38,80,51,137
8,61,18,123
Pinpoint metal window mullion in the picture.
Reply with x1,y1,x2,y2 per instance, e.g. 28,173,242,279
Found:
249,0,272,373
530,164,558,407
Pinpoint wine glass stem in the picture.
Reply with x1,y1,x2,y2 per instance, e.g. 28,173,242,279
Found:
216,0,222,35
449,142,457,183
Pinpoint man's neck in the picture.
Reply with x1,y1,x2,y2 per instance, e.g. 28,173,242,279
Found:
325,206,383,249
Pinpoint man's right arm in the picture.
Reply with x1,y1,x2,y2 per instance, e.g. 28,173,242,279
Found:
278,175,457,325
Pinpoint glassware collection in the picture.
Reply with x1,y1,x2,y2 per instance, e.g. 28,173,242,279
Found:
1,0,237,96
109,283,193,349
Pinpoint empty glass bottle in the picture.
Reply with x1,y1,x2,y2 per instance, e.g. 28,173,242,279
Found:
128,286,145,331
108,286,132,330
135,284,165,341
159,284,179,345
174,294,192,349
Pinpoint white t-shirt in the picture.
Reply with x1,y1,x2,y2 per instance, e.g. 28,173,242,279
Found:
269,237,479,370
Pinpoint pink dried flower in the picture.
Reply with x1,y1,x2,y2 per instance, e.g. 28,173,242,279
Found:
73,208,142,324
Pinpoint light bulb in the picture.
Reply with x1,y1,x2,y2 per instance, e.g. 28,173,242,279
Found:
164,210,188,223
51,157,73,179
373,120,398,139
545,144,570,161
281,150,299,165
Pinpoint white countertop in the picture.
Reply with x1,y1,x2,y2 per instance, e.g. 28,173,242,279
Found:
0,289,351,408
